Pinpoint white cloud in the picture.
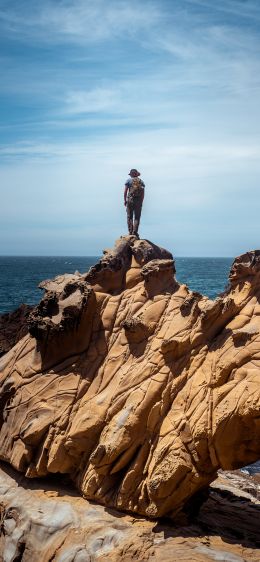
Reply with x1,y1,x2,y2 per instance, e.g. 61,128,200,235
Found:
0,0,161,44
1,0,260,256
0,140,259,256
2,137,260,162
1,131,260,254
184,0,260,21
1,0,260,112
65,88,120,114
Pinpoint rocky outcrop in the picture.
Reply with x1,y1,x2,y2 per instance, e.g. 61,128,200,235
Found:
0,304,33,358
0,236,259,520
0,462,259,561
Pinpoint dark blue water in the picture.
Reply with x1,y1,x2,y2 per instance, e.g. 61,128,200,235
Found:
176,257,232,299
0,257,99,314
0,256,233,315
241,461,260,475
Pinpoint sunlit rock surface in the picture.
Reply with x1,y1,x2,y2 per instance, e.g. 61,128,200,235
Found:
0,463,259,561
0,237,259,519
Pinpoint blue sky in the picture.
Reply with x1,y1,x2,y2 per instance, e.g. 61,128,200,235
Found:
0,0,260,256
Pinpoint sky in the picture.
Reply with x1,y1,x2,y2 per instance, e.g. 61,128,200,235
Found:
0,0,260,256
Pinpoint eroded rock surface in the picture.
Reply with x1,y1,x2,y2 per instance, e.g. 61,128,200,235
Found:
0,463,259,562
0,236,259,520
0,304,33,358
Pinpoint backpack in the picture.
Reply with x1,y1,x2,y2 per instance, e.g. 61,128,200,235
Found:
129,177,144,199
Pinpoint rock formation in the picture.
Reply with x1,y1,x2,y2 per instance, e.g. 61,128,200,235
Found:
0,236,259,520
0,304,33,358
0,462,259,561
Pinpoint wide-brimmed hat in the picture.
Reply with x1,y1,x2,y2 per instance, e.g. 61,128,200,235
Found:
129,169,141,176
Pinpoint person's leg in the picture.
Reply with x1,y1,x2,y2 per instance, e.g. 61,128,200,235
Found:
126,200,134,234
133,199,142,235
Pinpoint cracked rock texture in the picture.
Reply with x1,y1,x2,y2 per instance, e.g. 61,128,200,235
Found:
0,463,259,562
0,236,259,520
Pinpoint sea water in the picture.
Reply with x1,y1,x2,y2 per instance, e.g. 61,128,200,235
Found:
0,256,233,315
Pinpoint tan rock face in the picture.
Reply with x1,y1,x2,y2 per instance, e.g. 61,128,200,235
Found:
0,463,259,562
0,236,259,519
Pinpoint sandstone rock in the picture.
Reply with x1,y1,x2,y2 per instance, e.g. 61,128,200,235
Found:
0,237,259,520
0,304,33,358
0,462,259,561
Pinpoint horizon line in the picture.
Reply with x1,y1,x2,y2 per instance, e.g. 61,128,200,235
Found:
0,254,235,259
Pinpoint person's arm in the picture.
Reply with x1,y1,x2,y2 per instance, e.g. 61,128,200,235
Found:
141,180,145,202
124,184,129,206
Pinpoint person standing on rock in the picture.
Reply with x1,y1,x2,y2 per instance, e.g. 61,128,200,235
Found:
124,169,145,236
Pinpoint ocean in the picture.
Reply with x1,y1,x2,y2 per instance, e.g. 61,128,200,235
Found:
0,256,234,315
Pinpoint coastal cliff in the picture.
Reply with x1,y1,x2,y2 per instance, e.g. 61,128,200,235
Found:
0,236,259,523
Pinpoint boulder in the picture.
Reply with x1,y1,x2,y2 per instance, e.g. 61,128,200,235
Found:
0,236,259,519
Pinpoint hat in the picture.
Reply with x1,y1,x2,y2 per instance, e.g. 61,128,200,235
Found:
129,169,141,177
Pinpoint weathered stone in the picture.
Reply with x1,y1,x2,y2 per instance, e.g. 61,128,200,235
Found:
0,463,259,561
0,238,259,520
0,304,33,358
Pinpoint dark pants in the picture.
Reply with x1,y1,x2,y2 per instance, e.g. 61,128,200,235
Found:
127,197,143,235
